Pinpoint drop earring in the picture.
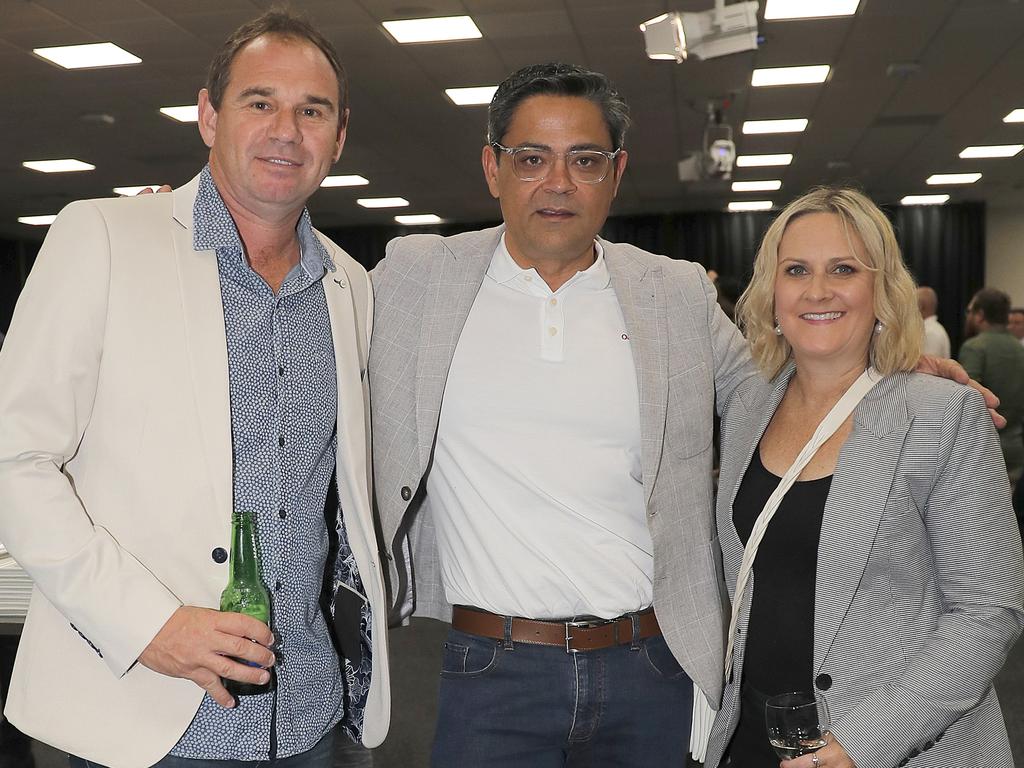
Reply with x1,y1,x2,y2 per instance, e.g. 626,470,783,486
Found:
874,320,884,334
774,318,783,336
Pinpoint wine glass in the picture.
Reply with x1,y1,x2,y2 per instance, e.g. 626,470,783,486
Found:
765,691,829,760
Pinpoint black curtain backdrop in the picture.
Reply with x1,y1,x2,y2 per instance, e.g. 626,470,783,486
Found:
1,203,985,356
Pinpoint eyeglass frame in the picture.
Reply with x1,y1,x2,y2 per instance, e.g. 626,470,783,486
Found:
489,142,623,184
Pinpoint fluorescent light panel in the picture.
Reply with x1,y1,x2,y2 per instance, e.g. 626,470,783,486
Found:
1003,109,1024,123
23,159,95,173
18,215,57,226
901,194,949,206
382,16,482,43
751,65,830,87
113,185,160,196
764,0,861,20
33,42,140,69
736,154,793,167
732,180,782,192
742,118,808,134
357,197,409,209
321,175,369,188
959,145,1023,159
396,214,442,225
445,86,498,106
926,173,981,185
160,105,199,123
728,201,773,212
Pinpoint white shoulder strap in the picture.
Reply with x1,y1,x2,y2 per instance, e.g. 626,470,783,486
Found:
690,367,881,763
724,367,881,677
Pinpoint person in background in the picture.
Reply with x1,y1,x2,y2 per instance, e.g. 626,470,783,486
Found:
1008,306,1024,345
916,286,950,358
0,9,389,768
960,288,1024,487
706,187,1023,768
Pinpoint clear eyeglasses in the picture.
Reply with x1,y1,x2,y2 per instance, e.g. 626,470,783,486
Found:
490,142,622,184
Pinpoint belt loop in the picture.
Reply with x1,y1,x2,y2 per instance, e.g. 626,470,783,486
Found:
630,611,641,651
502,615,514,651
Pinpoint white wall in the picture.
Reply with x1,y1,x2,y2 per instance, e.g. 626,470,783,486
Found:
987,207,1024,306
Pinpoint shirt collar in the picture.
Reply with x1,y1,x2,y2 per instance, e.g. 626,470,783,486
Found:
486,234,610,292
191,165,335,278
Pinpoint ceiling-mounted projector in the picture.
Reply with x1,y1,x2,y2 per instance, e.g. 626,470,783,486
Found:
640,1,760,62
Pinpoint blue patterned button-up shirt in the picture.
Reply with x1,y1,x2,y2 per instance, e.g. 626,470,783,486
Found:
171,167,369,760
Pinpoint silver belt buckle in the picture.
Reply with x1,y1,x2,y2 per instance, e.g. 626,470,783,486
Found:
563,617,613,653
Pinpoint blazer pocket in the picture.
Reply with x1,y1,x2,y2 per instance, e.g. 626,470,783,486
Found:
667,361,713,458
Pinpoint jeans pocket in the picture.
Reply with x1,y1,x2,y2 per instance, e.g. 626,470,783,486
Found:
641,634,688,680
439,631,500,678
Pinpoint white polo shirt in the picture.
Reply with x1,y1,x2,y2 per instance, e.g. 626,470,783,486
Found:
426,236,652,620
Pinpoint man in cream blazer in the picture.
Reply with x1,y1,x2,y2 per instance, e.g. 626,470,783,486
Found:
0,11,388,768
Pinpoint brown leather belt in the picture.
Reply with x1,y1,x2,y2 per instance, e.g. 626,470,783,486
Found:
451,605,661,653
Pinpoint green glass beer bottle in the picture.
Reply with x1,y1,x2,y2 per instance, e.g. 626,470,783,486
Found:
219,509,275,696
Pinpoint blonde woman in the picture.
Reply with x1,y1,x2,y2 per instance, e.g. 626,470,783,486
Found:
705,188,1024,768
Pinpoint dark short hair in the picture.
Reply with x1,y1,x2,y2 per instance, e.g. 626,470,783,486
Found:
206,8,348,126
969,288,1011,325
487,63,630,150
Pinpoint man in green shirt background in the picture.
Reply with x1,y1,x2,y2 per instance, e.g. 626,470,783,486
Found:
961,288,1024,488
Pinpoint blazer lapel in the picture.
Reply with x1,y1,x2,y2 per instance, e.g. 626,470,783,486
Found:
719,364,794,589
813,374,910,674
322,258,373,568
413,228,499,470
171,175,233,524
605,245,667,506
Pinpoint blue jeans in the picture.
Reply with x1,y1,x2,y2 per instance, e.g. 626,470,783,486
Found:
430,627,693,767
69,730,333,768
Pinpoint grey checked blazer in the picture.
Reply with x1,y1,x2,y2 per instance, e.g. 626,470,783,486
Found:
705,364,1024,768
368,224,756,705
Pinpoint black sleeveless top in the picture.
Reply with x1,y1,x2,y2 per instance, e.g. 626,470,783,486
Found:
724,447,832,766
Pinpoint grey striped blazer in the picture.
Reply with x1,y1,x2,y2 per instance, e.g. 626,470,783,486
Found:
368,225,756,706
705,363,1024,768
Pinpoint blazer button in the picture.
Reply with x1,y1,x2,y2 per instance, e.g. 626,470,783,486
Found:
400,486,412,501
211,547,228,564
815,673,832,691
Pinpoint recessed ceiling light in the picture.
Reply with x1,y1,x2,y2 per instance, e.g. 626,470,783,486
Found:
732,180,783,192
382,16,482,44
23,159,95,173
926,173,981,185
396,214,443,225
357,197,410,209
751,65,830,87
159,105,199,123
321,175,370,188
1003,109,1024,123
728,201,774,212
764,0,861,20
959,145,1023,159
742,118,808,134
736,154,794,168
445,86,498,106
113,185,159,196
33,42,141,69
901,194,949,206
18,214,57,226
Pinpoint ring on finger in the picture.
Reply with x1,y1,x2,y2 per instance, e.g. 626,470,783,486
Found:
811,755,821,767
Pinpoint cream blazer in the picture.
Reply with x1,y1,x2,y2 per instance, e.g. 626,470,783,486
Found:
0,175,390,767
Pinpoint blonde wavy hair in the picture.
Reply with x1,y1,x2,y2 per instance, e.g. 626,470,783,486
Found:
735,187,923,378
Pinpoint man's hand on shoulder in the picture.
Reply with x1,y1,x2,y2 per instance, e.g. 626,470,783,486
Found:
139,606,275,708
915,355,1005,428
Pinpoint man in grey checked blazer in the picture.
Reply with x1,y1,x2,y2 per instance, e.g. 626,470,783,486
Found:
369,63,756,765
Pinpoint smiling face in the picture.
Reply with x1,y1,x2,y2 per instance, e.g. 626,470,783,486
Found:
774,212,877,371
482,94,627,273
198,34,346,224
